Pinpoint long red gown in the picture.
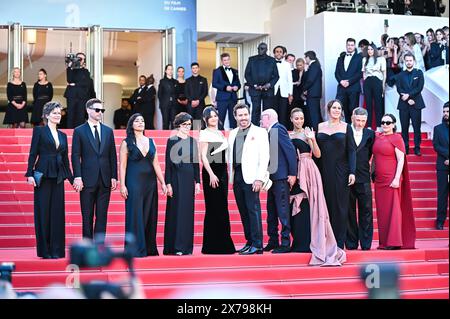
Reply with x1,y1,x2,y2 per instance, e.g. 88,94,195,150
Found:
373,133,416,249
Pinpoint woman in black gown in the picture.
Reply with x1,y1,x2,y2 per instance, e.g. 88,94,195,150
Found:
31,69,53,126
199,107,235,254
119,113,167,257
26,102,73,259
4,67,28,128
164,112,201,255
316,100,356,249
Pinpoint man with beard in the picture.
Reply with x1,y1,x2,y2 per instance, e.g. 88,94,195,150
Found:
432,102,449,230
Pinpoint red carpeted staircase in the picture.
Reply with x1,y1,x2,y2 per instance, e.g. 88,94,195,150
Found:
0,129,448,299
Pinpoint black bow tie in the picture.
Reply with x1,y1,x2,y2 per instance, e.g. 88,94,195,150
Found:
346,53,353,56
225,67,231,71
276,60,282,63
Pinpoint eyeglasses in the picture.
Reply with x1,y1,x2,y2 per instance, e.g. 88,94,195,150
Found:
90,108,106,113
381,121,394,125
180,122,192,127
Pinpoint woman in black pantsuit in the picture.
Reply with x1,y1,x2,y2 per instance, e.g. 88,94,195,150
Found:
163,112,201,255
119,113,167,257
25,102,73,259
158,65,179,130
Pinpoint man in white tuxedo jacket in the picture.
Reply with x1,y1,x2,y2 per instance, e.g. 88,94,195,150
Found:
273,46,293,129
228,104,270,255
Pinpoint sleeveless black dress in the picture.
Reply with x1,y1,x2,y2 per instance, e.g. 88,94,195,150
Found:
124,137,158,257
201,142,235,254
31,82,53,124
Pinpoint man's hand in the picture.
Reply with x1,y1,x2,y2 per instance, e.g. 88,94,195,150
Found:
408,99,415,106
111,179,117,191
401,93,410,101
73,177,84,192
232,86,239,92
262,83,271,91
348,174,356,186
288,95,294,105
444,159,449,166
226,86,233,92
340,80,349,88
252,180,263,192
288,176,296,189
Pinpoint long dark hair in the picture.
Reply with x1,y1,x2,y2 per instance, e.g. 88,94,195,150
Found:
202,106,221,129
364,43,378,68
126,113,145,144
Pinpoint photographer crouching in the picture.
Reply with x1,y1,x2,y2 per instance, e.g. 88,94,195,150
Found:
64,52,96,129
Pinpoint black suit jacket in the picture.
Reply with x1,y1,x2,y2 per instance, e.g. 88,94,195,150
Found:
268,123,298,181
129,86,147,111
292,69,305,102
185,75,208,107
26,126,73,184
136,85,156,116
433,122,449,171
395,69,426,110
71,122,118,188
212,66,241,102
158,77,178,108
64,67,93,99
335,52,363,94
245,54,279,97
303,61,322,98
350,128,375,183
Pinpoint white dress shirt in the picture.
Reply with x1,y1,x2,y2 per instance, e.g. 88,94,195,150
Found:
87,120,101,142
351,125,363,147
344,52,355,72
274,59,293,98
224,66,233,84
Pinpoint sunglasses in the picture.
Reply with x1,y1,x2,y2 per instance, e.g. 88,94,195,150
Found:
90,108,106,113
381,121,394,125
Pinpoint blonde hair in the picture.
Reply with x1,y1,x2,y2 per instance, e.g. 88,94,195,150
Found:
11,67,21,81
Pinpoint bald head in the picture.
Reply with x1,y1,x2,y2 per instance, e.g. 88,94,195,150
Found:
260,109,278,129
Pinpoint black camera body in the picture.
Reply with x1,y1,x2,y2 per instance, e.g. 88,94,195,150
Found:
0,262,15,283
65,53,82,69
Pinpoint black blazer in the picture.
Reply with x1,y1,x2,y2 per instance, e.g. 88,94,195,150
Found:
350,128,375,183
429,42,449,69
185,75,209,107
292,69,305,102
64,67,92,99
245,54,279,97
129,86,147,111
158,77,178,108
26,126,73,184
395,69,425,110
303,61,322,99
212,66,241,102
268,123,298,181
334,52,363,94
433,122,449,171
71,122,118,188
136,85,156,116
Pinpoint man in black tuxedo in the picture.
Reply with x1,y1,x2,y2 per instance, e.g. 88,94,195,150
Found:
432,102,449,230
335,38,363,123
185,62,208,129
395,53,426,156
64,52,95,129
346,108,375,250
260,109,297,253
129,75,147,113
302,51,323,130
72,98,118,243
244,42,279,125
212,53,241,129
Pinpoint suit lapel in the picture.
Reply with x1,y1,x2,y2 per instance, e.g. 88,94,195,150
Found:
357,129,369,151
220,66,232,85
99,124,107,155
44,125,57,150
84,122,99,154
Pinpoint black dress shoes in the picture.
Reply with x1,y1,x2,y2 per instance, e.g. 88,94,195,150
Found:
272,246,290,254
414,149,422,156
237,244,252,253
263,243,279,252
42,255,52,259
436,224,444,230
239,246,263,255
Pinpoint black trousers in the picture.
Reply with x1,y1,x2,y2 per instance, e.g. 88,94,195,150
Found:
217,99,237,129
363,77,383,128
336,90,360,124
267,179,291,247
250,91,273,126
305,97,322,130
437,169,449,226
186,103,204,130
67,98,87,129
273,90,290,129
34,178,65,258
399,107,422,153
346,182,373,250
80,176,111,243
233,167,263,248
160,104,179,130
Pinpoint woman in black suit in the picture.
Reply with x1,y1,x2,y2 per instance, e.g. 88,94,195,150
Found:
158,64,179,130
25,102,73,259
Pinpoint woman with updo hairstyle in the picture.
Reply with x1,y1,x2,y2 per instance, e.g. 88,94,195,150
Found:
31,68,53,126
163,112,201,255
199,107,235,254
372,114,416,250
25,102,73,259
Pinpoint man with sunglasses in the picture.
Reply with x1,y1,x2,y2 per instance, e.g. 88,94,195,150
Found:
64,52,96,129
71,98,118,243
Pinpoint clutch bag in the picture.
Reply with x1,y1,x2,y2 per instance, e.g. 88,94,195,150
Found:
33,171,44,188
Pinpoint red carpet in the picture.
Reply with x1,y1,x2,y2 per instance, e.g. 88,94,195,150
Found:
0,129,448,299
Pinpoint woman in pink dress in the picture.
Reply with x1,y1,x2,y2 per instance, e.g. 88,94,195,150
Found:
373,114,416,249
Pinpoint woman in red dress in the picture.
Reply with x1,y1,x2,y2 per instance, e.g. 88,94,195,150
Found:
373,114,416,249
